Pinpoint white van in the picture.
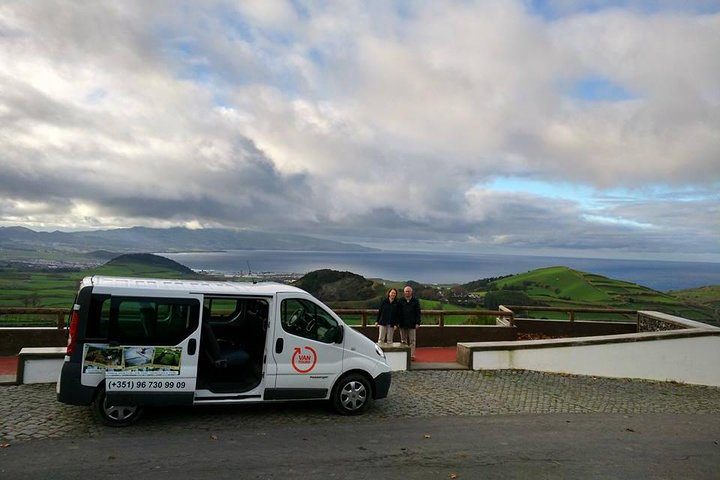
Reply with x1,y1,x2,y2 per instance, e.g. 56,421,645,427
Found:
57,276,391,426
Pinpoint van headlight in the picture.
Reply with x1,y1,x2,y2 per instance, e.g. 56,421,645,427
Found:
375,344,385,358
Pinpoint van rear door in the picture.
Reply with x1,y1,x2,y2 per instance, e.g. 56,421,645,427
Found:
80,293,202,406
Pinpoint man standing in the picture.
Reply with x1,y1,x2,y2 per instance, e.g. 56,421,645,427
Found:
398,285,421,359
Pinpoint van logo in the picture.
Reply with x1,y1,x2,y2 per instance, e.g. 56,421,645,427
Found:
291,346,318,374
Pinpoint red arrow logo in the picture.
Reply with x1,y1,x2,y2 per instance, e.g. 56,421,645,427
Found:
291,346,318,373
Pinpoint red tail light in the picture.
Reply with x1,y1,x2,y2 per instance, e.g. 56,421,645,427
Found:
66,308,80,355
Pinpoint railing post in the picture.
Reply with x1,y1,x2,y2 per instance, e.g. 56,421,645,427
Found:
439,311,445,328
361,311,367,328
57,312,65,330
568,310,575,323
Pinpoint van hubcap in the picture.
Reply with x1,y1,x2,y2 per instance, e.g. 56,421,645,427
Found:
340,381,367,411
103,400,137,421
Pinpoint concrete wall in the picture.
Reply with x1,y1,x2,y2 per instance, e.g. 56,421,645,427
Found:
16,347,67,384
0,327,67,356
514,319,636,337
21,358,64,384
464,331,720,387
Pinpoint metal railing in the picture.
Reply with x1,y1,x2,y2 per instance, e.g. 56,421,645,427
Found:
0,308,69,329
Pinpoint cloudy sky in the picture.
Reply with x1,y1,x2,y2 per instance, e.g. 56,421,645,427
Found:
1,0,718,260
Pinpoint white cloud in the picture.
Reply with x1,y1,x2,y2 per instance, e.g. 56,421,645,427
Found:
0,0,717,258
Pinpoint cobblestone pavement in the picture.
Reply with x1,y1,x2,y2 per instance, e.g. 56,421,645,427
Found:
3,370,720,444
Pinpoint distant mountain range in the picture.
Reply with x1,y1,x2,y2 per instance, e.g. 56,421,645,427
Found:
0,226,374,255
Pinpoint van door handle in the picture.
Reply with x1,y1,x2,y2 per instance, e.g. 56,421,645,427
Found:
187,338,197,355
275,338,284,354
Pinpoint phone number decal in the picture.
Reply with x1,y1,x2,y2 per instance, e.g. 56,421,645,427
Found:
107,379,187,391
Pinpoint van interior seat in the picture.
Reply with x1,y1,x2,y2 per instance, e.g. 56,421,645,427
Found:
201,319,249,369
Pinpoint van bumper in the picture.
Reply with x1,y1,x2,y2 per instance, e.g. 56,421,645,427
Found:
57,361,96,406
373,371,391,399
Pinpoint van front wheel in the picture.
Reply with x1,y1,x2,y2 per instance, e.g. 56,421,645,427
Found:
93,387,143,427
331,373,372,415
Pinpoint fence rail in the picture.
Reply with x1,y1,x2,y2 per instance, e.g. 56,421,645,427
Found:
0,308,68,329
503,305,637,323
333,309,514,327
0,305,640,330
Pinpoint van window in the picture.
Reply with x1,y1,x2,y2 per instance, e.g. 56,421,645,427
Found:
112,298,199,345
203,298,242,323
281,299,341,343
86,294,111,339
86,297,200,345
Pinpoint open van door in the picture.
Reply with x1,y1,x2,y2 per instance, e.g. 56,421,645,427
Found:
81,293,202,418
267,293,345,400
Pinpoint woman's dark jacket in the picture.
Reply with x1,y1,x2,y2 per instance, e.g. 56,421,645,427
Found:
398,297,421,329
376,298,400,326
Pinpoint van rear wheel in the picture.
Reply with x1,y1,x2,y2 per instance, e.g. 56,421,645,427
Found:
93,386,143,427
331,373,372,415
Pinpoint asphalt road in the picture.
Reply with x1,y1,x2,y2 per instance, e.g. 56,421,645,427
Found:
2,413,719,479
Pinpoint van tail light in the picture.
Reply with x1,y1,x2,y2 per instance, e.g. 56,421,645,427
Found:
66,307,80,355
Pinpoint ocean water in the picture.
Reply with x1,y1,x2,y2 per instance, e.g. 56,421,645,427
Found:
162,250,720,292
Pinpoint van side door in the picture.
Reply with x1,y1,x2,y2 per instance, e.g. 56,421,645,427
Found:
267,293,345,400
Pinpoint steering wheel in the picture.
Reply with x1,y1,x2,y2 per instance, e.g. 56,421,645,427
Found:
288,307,305,328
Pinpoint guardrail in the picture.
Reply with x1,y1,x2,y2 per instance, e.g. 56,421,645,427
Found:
333,309,514,327
0,308,69,329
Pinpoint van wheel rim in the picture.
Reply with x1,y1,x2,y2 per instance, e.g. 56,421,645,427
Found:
104,401,137,421
340,381,367,411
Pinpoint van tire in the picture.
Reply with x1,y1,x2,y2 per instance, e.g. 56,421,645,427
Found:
331,373,372,415
92,386,144,427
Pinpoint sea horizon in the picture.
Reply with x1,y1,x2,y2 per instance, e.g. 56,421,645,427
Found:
162,249,720,292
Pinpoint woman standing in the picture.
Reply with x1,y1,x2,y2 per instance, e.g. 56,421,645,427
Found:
376,288,399,344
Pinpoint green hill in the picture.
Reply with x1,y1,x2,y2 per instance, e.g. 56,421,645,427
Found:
667,285,720,317
0,254,199,312
480,266,717,323
93,253,196,277
293,269,385,305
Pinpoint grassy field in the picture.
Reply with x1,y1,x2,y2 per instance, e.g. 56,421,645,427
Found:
2,260,716,327
669,285,720,306
0,257,199,326
483,266,716,323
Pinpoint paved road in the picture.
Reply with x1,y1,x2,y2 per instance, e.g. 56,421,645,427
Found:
2,413,719,479
2,370,720,478
3,370,720,444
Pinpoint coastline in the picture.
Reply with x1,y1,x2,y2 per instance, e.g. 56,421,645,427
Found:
160,250,720,292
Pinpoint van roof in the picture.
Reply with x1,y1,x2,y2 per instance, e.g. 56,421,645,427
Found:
81,276,306,296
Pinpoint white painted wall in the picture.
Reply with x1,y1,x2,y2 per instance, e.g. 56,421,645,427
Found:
22,358,64,384
384,351,408,371
471,334,720,386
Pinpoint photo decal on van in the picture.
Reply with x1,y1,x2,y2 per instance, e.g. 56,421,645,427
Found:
82,344,182,376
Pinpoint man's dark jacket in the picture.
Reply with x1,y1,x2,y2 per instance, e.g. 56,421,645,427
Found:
398,296,421,329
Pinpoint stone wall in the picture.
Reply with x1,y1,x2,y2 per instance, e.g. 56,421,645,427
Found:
637,315,686,332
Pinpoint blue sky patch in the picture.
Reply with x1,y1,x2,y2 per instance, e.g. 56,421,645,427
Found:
567,76,638,102
525,0,720,20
